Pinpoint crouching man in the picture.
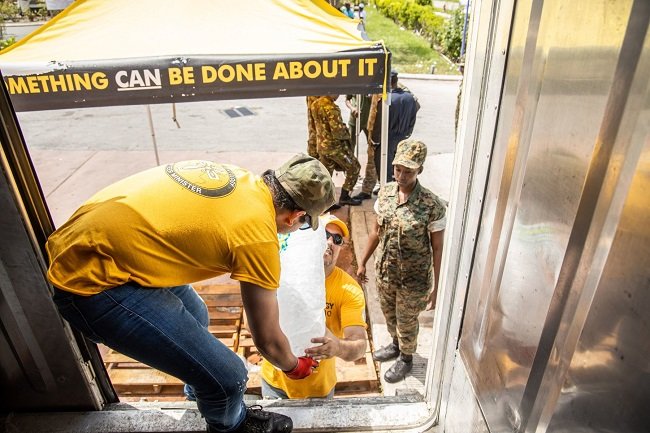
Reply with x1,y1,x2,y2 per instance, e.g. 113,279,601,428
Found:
261,214,368,399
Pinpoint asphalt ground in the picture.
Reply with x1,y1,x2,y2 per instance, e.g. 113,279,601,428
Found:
18,76,461,225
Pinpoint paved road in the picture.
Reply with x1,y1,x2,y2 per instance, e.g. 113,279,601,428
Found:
17,77,461,225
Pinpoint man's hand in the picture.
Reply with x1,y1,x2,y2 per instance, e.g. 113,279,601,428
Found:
305,329,341,361
283,356,319,380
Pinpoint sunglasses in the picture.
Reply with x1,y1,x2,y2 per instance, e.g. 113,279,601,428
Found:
299,214,312,230
326,231,344,246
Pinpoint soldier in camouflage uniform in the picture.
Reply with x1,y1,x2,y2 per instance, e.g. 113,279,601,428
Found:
310,95,362,206
345,93,372,154
306,96,319,159
356,139,446,383
350,93,380,201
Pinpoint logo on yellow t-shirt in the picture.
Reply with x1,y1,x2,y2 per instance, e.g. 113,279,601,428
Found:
165,161,237,198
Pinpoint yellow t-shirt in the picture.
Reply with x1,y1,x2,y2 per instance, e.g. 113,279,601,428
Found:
46,161,280,295
261,266,367,398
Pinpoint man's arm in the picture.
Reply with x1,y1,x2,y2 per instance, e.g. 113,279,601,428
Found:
240,281,298,371
405,96,419,137
345,96,358,118
304,326,367,362
327,105,352,141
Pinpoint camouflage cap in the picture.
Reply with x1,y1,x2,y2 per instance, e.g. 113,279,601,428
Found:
275,154,336,230
392,139,427,169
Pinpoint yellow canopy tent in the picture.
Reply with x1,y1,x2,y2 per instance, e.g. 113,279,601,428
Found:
0,0,390,111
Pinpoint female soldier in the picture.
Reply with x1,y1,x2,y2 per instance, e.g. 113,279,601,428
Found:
356,139,446,383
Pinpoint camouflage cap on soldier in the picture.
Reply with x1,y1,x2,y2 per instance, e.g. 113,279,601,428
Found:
392,139,427,169
275,154,336,230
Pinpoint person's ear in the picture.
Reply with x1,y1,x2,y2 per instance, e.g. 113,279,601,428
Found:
288,210,306,226
418,166,424,174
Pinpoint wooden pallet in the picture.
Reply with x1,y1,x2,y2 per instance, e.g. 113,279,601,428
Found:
102,279,379,400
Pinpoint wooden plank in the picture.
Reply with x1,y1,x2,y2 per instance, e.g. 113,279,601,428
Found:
203,294,243,307
351,209,384,337
109,368,183,386
207,324,240,335
194,283,240,295
335,352,377,383
208,307,241,320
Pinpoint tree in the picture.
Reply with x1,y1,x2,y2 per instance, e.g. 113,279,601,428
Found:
440,7,465,62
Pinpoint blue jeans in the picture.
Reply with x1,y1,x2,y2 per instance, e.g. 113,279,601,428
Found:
52,284,248,432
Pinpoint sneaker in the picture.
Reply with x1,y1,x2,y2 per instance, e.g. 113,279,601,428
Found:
208,405,293,433
352,192,372,201
372,187,380,196
384,358,413,383
372,343,400,362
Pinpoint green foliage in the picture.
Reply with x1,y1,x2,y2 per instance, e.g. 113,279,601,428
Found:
25,7,47,21
365,6,459,75
440,7,465,61
0,35,15,50
372,0,452,57
0,1,20,20
374,0,465,61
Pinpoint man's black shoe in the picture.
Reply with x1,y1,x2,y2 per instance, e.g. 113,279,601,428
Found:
352,192,372,201
373,343,400,362
372,187,380,196
339,189,362,206
339,196,362,206
208,405,293,433
326,203,342,212
384,358,413,383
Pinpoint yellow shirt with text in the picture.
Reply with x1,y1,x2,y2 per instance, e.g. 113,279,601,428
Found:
46,161,279,295
261,266,367,398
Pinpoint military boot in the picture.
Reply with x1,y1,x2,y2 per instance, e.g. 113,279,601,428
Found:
373,341,400,362
352,192,372,201
338,189,362,206
384,354,413,383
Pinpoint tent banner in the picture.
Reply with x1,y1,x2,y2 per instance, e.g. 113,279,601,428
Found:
2,49,389,111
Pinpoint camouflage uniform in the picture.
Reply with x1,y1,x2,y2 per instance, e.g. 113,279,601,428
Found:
361,93,381,194
310,96,360,192
346,94,372,153
374,181,446,355
306,96,319,159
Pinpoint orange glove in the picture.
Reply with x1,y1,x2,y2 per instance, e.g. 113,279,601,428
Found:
283,356,319,380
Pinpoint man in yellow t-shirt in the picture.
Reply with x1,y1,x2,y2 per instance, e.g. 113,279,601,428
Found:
47,154,335,433
261,214,367,399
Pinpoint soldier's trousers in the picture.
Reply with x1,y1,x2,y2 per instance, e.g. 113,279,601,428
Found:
376,281,429,355
361,139,378,194
374,140,398,183
318,145,361,192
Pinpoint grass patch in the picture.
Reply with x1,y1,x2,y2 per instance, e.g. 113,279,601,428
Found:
364,7,460,75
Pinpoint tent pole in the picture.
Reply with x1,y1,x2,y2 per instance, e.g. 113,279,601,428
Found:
146,105,160,166
380,92,390,187
172,103,181,128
